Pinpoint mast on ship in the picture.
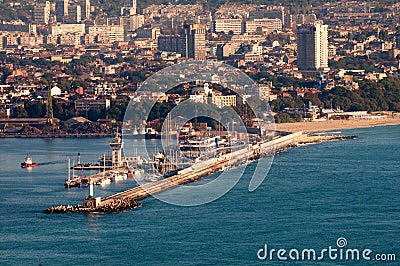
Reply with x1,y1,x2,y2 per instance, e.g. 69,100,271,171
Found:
103,153,106,176
67,158,71,182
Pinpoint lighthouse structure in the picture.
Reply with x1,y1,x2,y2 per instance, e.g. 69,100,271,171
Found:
84,178,101,208
109,128,124,168
89,178,94,198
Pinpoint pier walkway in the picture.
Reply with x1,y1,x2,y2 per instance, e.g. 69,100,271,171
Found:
45,132,355,214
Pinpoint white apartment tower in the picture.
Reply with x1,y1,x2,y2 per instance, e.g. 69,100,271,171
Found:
34,1,51,24
132,0,137,13
181,24,206,60
79,0,91,20
56,0,69,22
297,21,329,72
68,3,82,23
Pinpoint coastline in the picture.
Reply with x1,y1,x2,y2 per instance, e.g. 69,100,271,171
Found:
275,117,400,133
0,133,113,138
2,117,400,139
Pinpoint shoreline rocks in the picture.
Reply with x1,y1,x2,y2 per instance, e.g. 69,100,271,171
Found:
44,198,142,214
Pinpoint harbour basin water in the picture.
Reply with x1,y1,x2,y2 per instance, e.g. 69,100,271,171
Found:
0,125,399,265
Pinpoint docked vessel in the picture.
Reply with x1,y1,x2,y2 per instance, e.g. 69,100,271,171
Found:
79,178,89,188
64,176,81,188
64,159,81,188
145,127,161,139
109,171,127,182
96,177,111,186
21,153,38,168
96,155,111,186
179,136,224,159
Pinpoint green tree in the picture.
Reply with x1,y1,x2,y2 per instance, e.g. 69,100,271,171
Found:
25,101,46,118
0,67,12,84
53,100,64,119
11,106,28,118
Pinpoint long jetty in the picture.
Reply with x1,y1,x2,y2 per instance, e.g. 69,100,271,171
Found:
44,131,355,214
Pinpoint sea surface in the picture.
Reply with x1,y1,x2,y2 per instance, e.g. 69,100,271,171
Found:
0,125,399,265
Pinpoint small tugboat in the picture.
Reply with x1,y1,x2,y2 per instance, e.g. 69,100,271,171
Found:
21,153,38,168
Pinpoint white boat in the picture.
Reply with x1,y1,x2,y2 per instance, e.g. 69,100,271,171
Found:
110,171,127,182
96,177,111,186
180,136,221,159
132,126,139,135
145,174,161,182
134,169,144,175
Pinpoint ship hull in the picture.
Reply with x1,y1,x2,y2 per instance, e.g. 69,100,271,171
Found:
21,163,38,168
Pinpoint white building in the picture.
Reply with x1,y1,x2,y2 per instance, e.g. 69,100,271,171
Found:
34,1,51,24
59,32,82,46
120,14,144,31
88,25,125,44
296,14,317,25
55,0,69,22
68,3,82,23
189,83,236,109
51,24,86,35
79,0,91,20
51,86,62,96
214,18,244,35
297,21,329,72
121,0,136,16
245,18,282,33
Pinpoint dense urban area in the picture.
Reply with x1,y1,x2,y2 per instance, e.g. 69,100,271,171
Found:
1,0,400,135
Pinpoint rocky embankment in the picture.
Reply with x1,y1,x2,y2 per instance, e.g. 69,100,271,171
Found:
44,198,142,214
299,134,357,144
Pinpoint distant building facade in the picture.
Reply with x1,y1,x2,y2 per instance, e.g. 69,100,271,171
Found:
51,24,86,35
297,22,329,72
136,27,160,40
34,1,51,24
79,0,91,20
214,18,244,35
68,3,82,23
158,35,181,53
245,18,282,33
87,25,125,44
55,0,69,22
180,24,206,60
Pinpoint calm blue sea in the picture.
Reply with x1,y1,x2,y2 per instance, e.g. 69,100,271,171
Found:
0,125,399,265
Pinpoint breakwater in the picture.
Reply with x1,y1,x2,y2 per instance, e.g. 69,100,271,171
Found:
44,198,142,214
44,132,355,214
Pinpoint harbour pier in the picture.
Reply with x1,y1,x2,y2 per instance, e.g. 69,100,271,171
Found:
45,131,356,214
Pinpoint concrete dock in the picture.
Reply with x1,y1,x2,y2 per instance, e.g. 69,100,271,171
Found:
45,132,355,214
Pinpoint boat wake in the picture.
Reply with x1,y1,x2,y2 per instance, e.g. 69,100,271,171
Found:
37,160,66,166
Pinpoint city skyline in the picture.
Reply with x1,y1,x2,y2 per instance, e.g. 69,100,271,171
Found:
0,0,400,126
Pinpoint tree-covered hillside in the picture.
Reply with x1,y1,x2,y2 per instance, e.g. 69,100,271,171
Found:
0,2,32,22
